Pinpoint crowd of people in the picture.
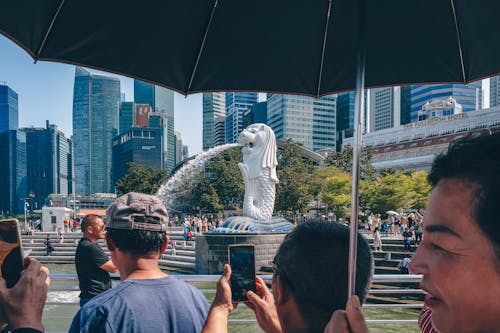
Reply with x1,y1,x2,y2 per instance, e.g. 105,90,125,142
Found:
1,131,500,333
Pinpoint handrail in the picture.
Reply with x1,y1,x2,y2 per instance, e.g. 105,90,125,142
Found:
46,274,424,328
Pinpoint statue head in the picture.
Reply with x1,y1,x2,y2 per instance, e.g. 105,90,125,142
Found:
238,123,278,181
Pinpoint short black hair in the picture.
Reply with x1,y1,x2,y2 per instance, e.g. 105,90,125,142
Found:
81,214,102,233
273,221,373,333
428,131,500,259
106,217,166,257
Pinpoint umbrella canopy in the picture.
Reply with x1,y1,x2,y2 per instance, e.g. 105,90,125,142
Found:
386,210,399,217
1,0,499,97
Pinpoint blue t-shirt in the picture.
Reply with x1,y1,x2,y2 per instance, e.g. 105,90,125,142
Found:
69,276,209,333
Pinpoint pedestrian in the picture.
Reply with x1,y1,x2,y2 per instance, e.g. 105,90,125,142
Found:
402,227,413,253
63,218,70,233
45,235,54,255
72,219,79,232
75,214,117,307
69,192,209,333
373,227,382,252
56,227,64,243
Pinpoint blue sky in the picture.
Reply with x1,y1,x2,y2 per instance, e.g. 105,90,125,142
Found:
0,34,204,154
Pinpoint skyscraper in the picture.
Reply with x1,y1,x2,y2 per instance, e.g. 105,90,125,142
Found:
134,80,175,173
23,121,73,210
267,94,337,152
0,84,26,214
112,127,163,185
490,76,500,107
0,84,19,132
410,84,480,122
202,92,226,150
0,130,26,214
73,67,120,195
225,92,258,143
368,87,406,132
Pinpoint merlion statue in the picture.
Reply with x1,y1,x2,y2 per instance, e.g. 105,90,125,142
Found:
213,123,293,233
237,123,278,221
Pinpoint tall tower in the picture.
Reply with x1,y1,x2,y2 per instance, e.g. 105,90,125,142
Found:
267,94,337,152
225,92,258,143
23,121,73,210
0,84,26,214
0,84,19,132
134,80,175,173
202,92,226,150
490,76,500,107
73,67,120,195
410,84,480,122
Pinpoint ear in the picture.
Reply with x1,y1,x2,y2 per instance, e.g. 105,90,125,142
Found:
105,234,116,251
160,235,170,254
273,275,293,305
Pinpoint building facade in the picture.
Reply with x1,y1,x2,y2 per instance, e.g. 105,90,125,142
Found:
243,101,268,128
410,84,480,122
267,93,337,152
344,106,500,171
203,92,226,150
134,80,175,173
112,127,163,184
23,121,73,210
0,84,18,132
73,67,120,195
225,92,258,143
0,130,27,214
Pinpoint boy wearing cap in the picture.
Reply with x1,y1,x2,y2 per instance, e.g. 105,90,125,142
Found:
69,192,209,333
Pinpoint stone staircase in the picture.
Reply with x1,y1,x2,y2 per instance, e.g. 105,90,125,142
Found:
22,228,197,274
23,229,418,277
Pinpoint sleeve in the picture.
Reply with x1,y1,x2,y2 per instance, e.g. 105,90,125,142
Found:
86,243,110,267
69,305,110,333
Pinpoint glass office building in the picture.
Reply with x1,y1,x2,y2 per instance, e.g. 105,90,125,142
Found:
23,121,72,210
0,130,27,214
134,80,175,173
73,67,120,195
203,92,226,150
225,92,258,143
0,84,18,133
410,84,479,122
267,93,337,152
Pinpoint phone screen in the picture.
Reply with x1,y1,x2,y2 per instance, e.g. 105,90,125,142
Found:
0,219,24,288
228,244,256,302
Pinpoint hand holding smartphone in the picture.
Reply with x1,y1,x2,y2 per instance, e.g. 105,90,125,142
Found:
0,219,25,288
228,244,256,302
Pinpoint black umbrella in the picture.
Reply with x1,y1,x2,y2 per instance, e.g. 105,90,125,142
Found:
1,0,499,96
2,0,500,296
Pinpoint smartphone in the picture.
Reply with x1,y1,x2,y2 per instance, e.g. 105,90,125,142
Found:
228,244,256,302
0,219,25,288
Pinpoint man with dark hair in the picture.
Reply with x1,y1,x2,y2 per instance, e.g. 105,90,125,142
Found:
202,221,373,333
75,214,117,307
326,132,500,333
69,192,209,333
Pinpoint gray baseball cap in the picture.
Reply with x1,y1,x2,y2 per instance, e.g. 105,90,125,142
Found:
105,192,168,232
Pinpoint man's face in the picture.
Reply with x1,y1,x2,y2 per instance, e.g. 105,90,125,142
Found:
91,218,106,239
409,179,500,333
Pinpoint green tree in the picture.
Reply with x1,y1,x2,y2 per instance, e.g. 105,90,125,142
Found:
206,148,244,207
326,145,376,179
274,140,315,214
320,172,352,218
361,170,431,214
115,162,168,196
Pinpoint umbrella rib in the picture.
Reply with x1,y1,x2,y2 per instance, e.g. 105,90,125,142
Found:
450,0,467,83
187,0,219,94
34,0,66,62
316,0,332,98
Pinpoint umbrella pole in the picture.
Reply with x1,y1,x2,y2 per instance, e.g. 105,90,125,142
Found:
347,47,366,299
